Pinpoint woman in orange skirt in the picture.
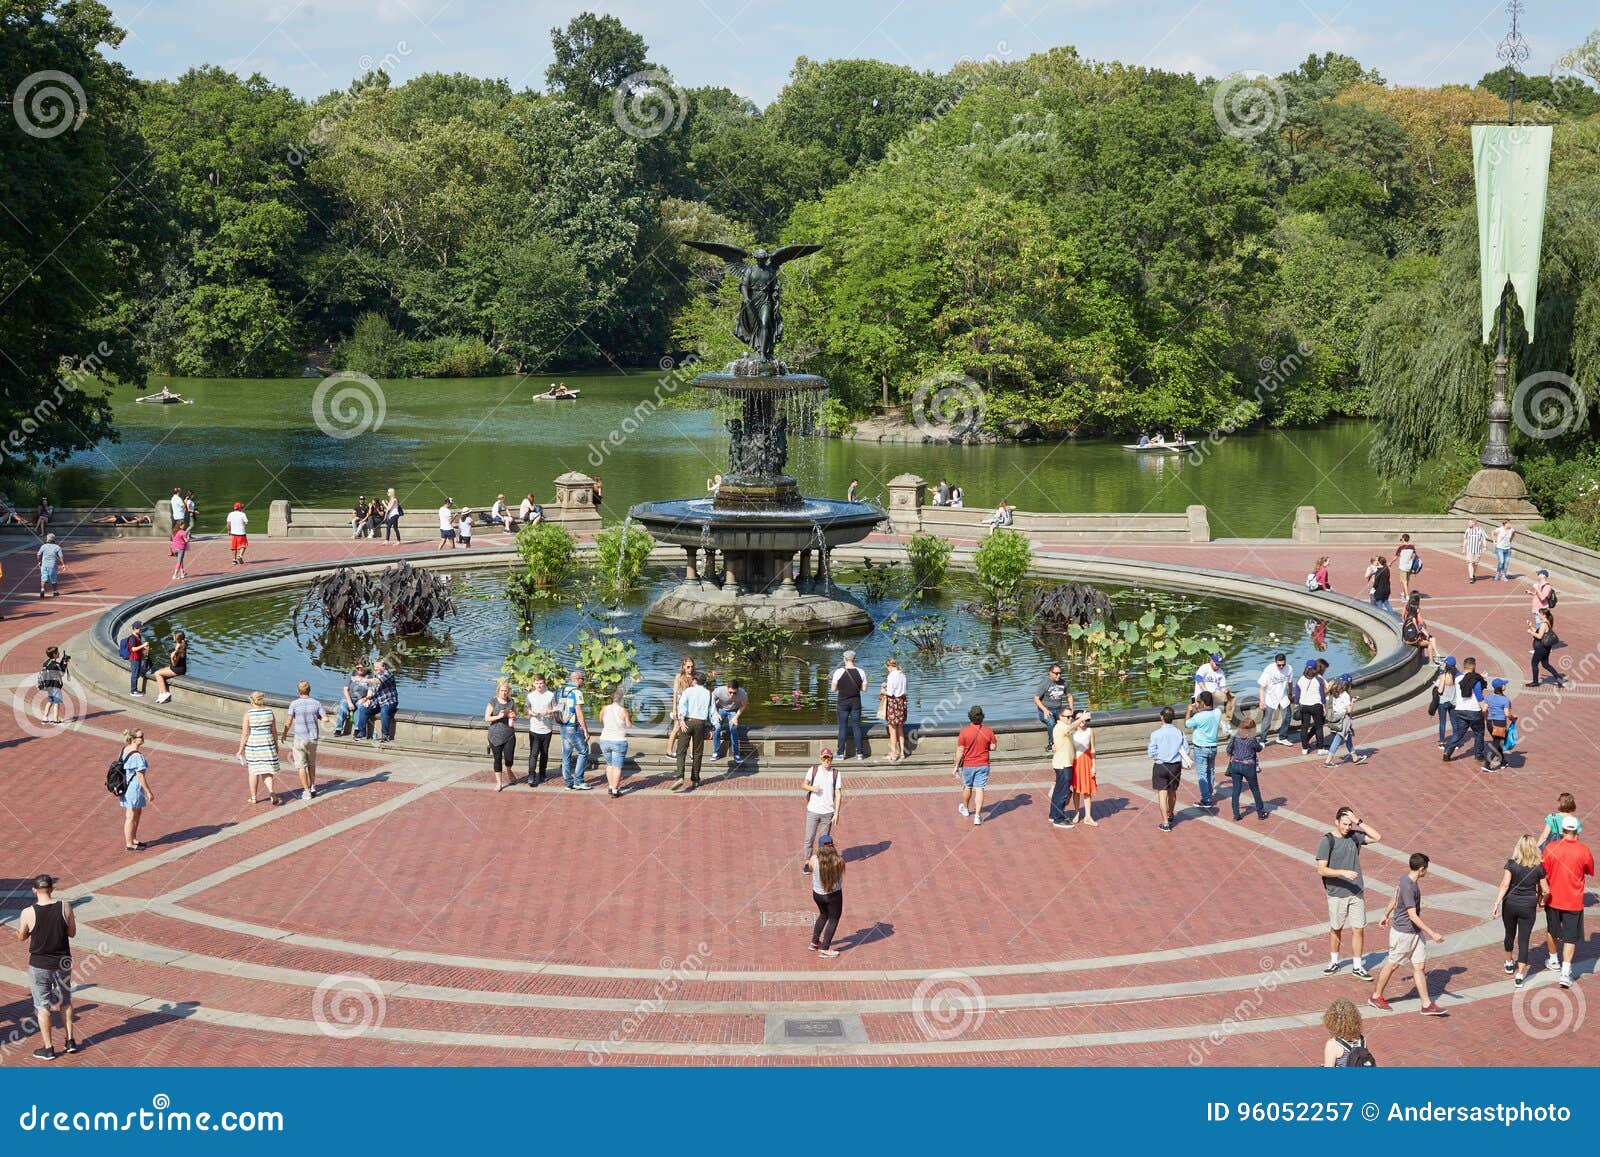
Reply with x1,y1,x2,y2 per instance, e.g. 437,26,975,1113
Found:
1069,711,1098,826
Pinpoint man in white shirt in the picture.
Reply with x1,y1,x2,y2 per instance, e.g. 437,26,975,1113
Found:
1193,653,1227,702
673,672,713,790
435,499,456,550
1296,662,1327,754
1256,653,1295,745
801,748,842,870
169,487,186,528
225,502,249,565
524,673,557,785
1493,519,1515,581
1462,518,1486,584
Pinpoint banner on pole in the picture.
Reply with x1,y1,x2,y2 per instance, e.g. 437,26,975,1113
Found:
1471,123,1553,344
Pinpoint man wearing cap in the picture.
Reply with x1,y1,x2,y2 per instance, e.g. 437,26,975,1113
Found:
559,668,592,789
1256,654,1295,746
1526,569,1556,628
36,533,64,597
1542,817,1593,989
12,874,77,1060
1193,653,1227,702
436,498,457,551
829,650,869,761
1481,679,1515,772
801,748,842,868
1443,657,1486,765
225,501,249,565
673,671,712,791
122,620,149,696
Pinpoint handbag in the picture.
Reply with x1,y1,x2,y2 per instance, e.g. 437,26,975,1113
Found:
1427,685,1440,717
1505,720,1519,751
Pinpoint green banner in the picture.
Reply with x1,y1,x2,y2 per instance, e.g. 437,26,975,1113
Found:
1472,124,1553,344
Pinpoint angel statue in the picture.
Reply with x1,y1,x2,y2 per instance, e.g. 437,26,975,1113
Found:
683,241,822,363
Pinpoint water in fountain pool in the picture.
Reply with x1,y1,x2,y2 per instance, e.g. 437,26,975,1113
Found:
150,564,1378,725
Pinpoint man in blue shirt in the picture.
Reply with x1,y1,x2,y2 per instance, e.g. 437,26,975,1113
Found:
674,672,713,791
559,669,591,790
1185,692,1224,810
1482,678,1514,773
1148,707,1190,832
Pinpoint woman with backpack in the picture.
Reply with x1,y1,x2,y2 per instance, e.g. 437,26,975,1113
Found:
1401,594,1439,663
1369,556,1393,615
118,728,153,851
1431,658,1457,749
37,647,69,725
1527,609,1563,687
1322,677,1367,767
806,833,846,959
1322,998,1375,1066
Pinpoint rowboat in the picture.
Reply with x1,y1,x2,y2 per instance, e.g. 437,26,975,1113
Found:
1121,442,1187,454
533,390,580,401
135,392,192,404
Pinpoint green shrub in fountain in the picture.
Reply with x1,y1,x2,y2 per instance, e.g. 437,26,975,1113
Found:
1067,610,1235,689
973,528,1033,613
719,618,795,665
906,532,953,592
594,521,656,593
501,640,563,691
515,522,578,587
573,629,639,697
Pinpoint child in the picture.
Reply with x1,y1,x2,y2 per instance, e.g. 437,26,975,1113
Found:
1225,717,1266,821
1068,711,1097,827
37,647,69,725
458,508,474,548
170,523,189,580
1369,853,1448,1016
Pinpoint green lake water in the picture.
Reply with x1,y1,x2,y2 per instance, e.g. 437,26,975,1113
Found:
50,372,1431,537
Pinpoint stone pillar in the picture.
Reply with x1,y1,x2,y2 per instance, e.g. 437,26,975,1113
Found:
1185,504,1210,543
1292,506,1319,544
684,546,699,582
155,502,173,534
886,473,925,534
268,500,290,537
552,472,603,530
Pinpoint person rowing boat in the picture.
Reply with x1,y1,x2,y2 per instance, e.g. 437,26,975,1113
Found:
536,382,579,400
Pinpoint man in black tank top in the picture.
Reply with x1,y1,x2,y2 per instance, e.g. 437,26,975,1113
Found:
14,873,77,1059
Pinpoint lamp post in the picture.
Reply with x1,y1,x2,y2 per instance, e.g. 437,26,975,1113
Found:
1480,0,1530,471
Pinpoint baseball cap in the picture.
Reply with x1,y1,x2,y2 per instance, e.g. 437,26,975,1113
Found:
1209,652,1223,663
131,620,143,629
1491,678,1508,690
1303,661,1317,673
817,833,835,845
1442,655,1456,667
1562,815,1580,831
233,502,243,509
31,873,56,890
819,748,834,759
1537,569,1549,576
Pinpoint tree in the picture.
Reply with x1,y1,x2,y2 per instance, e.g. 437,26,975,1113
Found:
0,0,162,481
545,12,649,109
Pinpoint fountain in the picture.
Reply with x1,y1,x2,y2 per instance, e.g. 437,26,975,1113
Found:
628,241,883,637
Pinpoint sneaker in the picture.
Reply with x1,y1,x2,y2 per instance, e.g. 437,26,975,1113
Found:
1322,960,1343,975
1158,821,1172,832
1419,1003,1448,1016
1560,972,1574,989
1504,961,1516,975
301,789,311,802
565,784,578,792
958,804,970,817
62,1038,77,1054
807,943,819,952
1351,966,1373,981
1523,681,1539,688
1352,755,1367,765
129,691,143,697
972,813,982,825
1274,738,1294,747
1481,765,1495,774
1050,819,1071,829
854,754,866,762
156,692,172,704
575,782,593,791
1366,995,1391,1011
670,781,686,792
1547,956,1562,972
31,1047,55,1061
1514,974,1527,988
818,949,840,958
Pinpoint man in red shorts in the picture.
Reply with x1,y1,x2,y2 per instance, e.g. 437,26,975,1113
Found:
226,502,249,565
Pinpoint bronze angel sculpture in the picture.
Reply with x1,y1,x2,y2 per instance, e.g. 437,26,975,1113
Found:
683,241,822,362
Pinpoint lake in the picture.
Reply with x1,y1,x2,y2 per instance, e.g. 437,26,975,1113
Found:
49,372,1433,538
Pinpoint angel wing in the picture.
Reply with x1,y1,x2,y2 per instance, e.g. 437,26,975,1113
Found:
682,240,750,264
766,244,822,267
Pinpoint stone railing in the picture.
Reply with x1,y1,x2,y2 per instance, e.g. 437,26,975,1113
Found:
884,474,1209,541
0,505,166,538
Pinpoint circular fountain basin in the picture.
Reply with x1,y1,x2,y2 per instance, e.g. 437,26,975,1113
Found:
626,497,884,552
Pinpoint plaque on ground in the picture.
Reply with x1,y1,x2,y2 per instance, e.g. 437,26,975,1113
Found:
763,1011,868,1047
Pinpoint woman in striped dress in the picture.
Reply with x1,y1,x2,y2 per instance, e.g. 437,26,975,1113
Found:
237,690,282,805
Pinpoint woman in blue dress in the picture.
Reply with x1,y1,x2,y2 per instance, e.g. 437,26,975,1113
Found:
120,728,154,851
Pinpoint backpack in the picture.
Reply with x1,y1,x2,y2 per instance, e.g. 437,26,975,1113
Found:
1409,556,1422,575
1401,619,1421,645
1546,589,1558,608
1334,1036,1377,1067
118,635,133,660
105,755,129,797
558,685,579,726
1304,573,1319,592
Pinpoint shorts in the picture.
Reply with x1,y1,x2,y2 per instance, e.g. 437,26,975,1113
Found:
960,764,990,788
439,529,455,541
229,534,248,550
600,739,628,768
46,688,62,705
40,567,57,584
28,964,72,1009
291,739,318,773
1151,760,1182,792
1327,894,1366,930
1547,906,1585,945
1385,930,1426,967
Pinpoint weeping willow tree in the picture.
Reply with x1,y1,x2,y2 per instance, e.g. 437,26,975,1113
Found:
1362,167,1600,497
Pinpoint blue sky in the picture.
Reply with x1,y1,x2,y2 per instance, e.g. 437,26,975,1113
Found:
100,0,1595,104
